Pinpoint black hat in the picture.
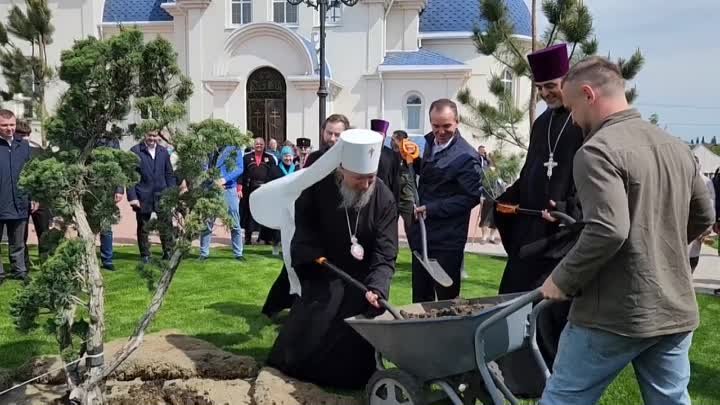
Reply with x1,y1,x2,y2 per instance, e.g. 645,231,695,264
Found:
297,138,311,148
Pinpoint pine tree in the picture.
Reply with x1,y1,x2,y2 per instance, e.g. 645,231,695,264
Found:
459,0,644,150
702,136,706,144
649,113,659,126
0,0,54,146
11,29,249,404
711,136,717,145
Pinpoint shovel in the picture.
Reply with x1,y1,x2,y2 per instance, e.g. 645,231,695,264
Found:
412,215,454,287
408,166,454,288
315,257,403,320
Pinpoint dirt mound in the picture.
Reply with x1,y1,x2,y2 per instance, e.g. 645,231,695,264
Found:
400,303,493,319
3,332,359,405
105,330,258,381
253,367,359,405
0,379,253,405
13,331,259,386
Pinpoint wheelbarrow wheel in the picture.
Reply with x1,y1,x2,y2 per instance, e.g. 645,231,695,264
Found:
366,369,426,405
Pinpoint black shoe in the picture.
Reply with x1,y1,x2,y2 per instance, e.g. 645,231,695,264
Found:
198,256,209,262
102,263,115,271
235,256,247,262
141,256,150,264
162,253,171,261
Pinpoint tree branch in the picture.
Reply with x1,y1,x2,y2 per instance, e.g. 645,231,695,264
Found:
98,249,183,381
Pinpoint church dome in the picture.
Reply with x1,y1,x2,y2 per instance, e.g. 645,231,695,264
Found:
420,0,531,37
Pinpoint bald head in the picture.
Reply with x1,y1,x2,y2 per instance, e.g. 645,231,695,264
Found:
561,56,629,133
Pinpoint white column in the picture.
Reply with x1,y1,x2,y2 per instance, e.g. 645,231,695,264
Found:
365,0,385,72
161,3,188,74
186,9,205,121
204,78,242,122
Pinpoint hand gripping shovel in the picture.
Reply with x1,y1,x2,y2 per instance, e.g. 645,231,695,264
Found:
315,257,403,320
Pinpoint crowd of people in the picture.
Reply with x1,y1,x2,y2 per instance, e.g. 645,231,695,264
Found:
1,41,720,405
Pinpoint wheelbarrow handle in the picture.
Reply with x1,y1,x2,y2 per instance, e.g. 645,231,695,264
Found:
476,289,544,334
315,258,404,320
473,289,545,405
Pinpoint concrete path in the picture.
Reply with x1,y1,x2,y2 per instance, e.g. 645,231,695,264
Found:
464,240,720,296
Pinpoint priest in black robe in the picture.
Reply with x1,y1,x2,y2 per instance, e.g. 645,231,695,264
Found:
371,119,401,211
253,130,398,390
261,114,350,318
493,44,583,384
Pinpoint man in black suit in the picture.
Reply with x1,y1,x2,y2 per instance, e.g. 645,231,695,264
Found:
127,130,177,263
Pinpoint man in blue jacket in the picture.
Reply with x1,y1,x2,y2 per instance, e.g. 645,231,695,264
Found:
0,109,34,284
199,146,246,261
127,130,177,263
410,99,484,302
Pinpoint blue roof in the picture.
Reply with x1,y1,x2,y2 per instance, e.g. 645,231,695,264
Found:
382,49,465,66
420,0,531,36
103,0,172,23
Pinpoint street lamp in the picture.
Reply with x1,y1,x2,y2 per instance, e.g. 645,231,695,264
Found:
286,0,359,135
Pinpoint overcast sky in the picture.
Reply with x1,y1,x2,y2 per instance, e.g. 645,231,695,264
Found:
525,0,720,142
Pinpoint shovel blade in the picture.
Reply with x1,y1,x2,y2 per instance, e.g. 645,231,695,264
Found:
413,251,454,287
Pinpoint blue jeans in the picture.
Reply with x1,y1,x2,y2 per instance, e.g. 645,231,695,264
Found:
540,323,692,405
100,230,113,265
200,188,243,258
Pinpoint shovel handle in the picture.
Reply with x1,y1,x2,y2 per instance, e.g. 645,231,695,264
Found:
417,215,430,262
315,258,404,320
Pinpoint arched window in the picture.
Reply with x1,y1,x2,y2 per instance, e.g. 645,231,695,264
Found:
501,70,514,100
405,93,423,132
499,70,515,114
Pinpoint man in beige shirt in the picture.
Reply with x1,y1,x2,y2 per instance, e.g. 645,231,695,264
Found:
539,57,715,405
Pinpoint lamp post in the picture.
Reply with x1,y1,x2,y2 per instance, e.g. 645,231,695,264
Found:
286,0,359,134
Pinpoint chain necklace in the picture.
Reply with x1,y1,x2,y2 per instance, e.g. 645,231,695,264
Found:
544,111,572,179
345,207,364,261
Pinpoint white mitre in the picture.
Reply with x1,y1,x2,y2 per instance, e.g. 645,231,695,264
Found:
249,129,383,296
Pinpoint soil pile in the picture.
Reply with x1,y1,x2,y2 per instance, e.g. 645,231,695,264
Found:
0,331,357,405
400,303,493,319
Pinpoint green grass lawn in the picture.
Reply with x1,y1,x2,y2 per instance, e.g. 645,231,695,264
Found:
1,245,719,404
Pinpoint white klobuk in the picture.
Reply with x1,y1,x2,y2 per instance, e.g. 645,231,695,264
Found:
250,129,383,295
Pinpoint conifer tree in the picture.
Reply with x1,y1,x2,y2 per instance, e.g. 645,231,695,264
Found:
11,30,249,404
0,0,54,146
458,0,644,150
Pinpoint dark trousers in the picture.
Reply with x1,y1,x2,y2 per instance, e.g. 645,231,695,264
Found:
24,207,52,266
411,249,463,303
0,219,28,279
136,212,174,258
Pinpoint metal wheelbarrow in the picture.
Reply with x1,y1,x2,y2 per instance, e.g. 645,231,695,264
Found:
345,289,553,405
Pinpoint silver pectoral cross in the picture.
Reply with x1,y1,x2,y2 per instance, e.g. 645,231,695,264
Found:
544,153,558,179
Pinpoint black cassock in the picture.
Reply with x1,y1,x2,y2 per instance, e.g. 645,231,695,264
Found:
266,172,398,390
377,146,401,212
495,106,583,293
493,107,583,395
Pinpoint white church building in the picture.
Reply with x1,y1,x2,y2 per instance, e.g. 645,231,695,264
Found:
1,0,533,149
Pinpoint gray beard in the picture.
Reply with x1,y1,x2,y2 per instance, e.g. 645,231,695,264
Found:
336,171,375,210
